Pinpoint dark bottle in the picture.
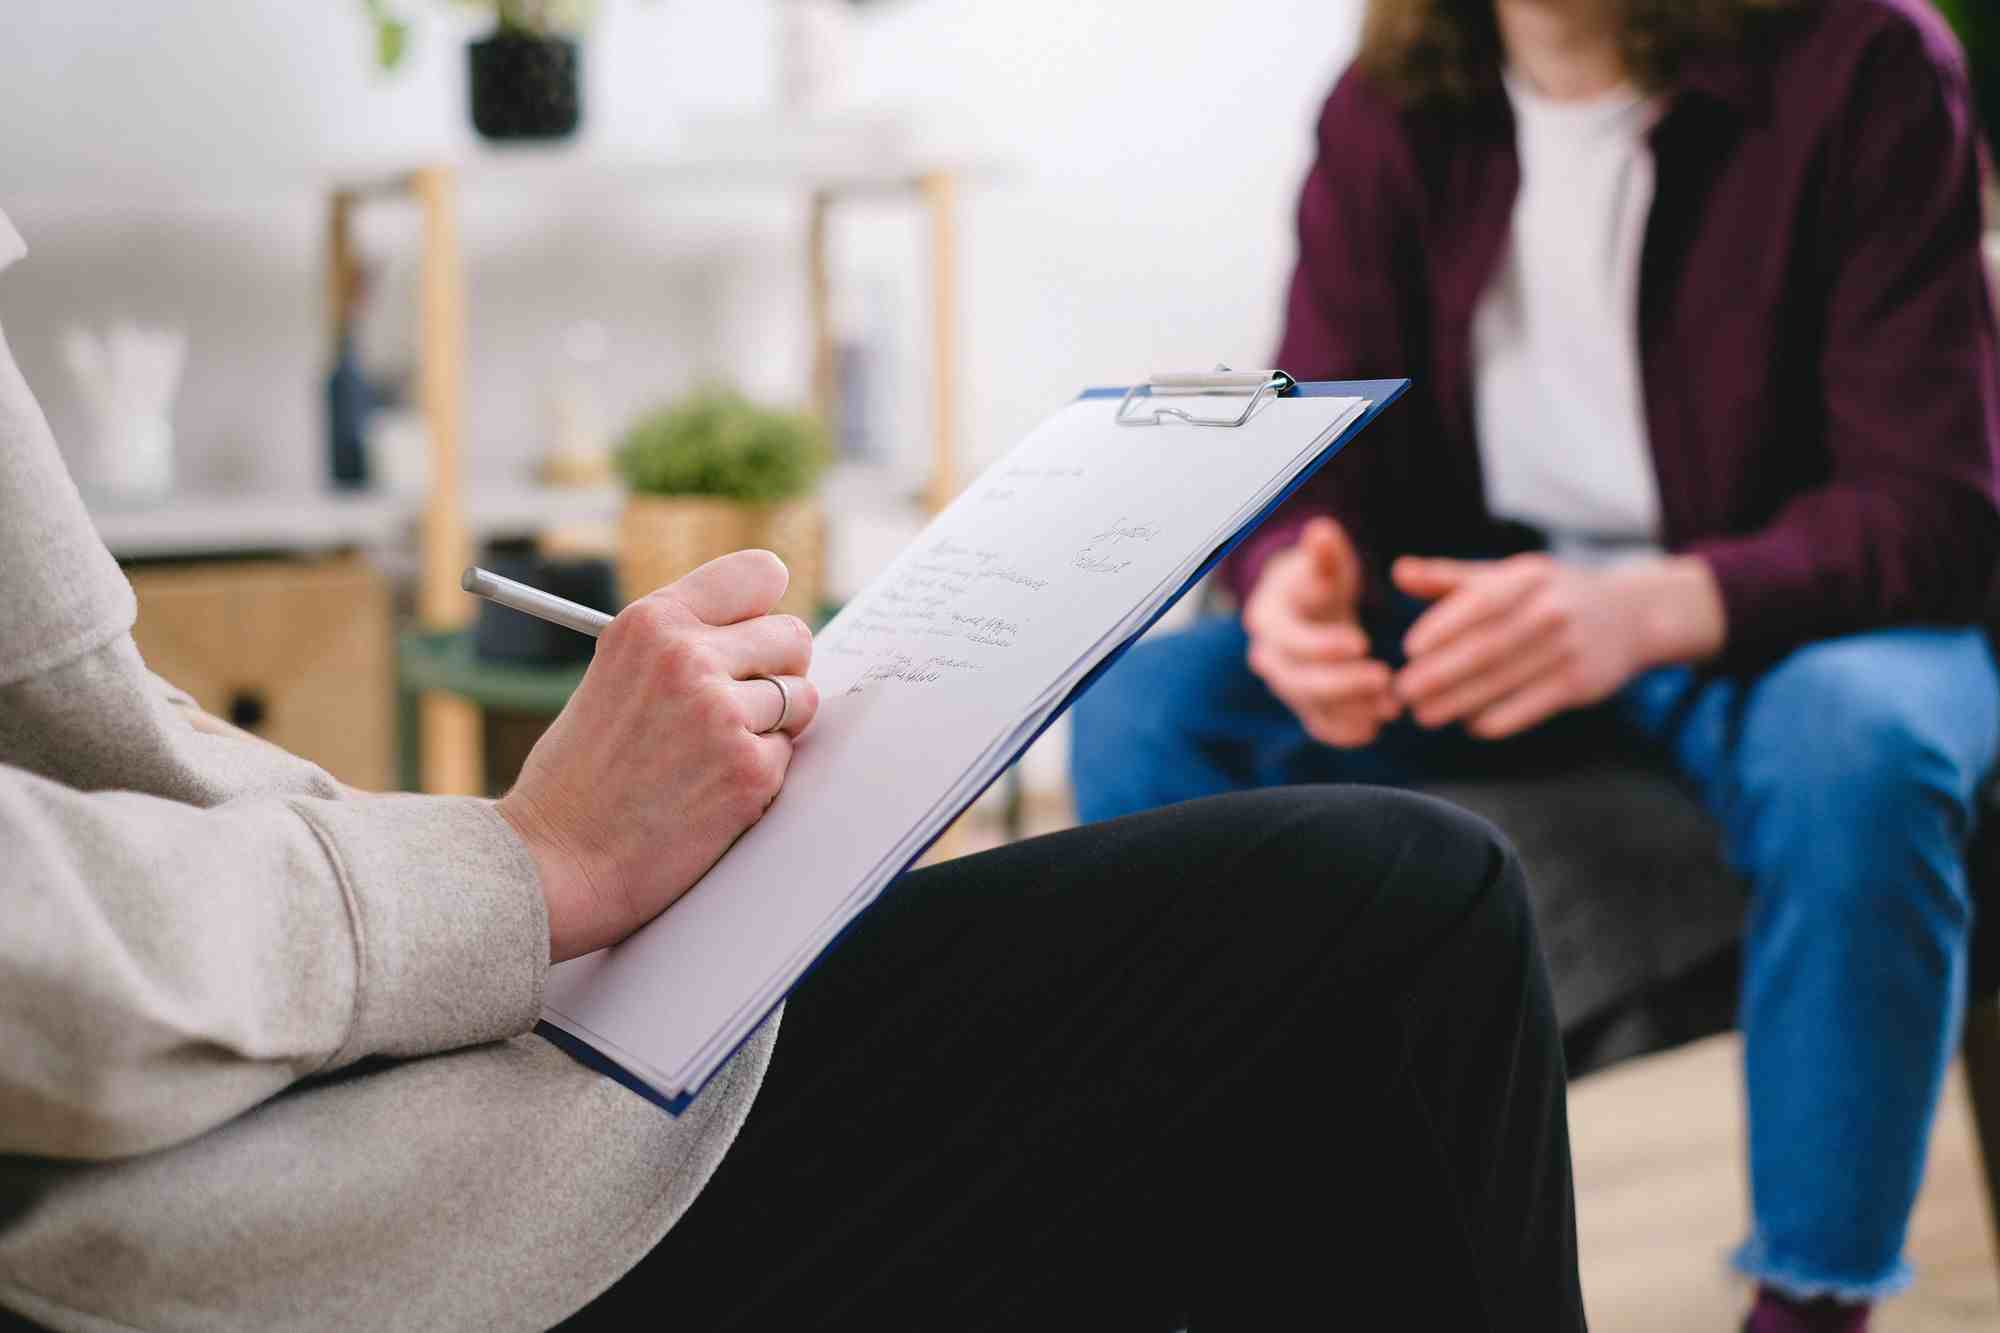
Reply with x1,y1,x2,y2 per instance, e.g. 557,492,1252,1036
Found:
327,330,370,488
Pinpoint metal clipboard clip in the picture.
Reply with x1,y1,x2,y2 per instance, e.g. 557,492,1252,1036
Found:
1114,366,1298,428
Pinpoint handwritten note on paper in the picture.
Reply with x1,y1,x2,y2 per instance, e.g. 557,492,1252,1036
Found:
1072,518,1163,576
542,389,1370,1105
816,460,1172,713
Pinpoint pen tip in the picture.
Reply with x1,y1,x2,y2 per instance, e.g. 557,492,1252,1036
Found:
460,567,480,593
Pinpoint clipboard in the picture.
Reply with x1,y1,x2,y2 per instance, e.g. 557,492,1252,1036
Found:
538,369,1411,1114
1052,371,1407,789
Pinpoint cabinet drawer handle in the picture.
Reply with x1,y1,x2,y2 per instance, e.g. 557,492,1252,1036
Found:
227,689,269,733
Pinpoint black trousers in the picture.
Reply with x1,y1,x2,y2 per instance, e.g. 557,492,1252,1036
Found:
562,788,1586,1331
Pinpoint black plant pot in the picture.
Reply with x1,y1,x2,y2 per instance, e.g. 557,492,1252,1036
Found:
468,32,581,142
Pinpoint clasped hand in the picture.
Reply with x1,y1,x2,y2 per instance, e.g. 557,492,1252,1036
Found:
1389,552,1652,738
1244,517,1723,749
499,550,820,962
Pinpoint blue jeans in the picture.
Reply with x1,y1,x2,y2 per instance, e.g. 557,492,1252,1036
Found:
1071,613,2000,1301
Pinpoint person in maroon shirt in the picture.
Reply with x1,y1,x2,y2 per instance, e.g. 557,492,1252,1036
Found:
1071,2,2000,1330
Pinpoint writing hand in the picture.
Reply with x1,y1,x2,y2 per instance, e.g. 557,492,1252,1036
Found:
1392,553,1726,740
1243,516,1400,748
498,550,821,962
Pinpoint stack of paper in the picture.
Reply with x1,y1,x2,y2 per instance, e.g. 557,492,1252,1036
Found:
542,385,1380,1111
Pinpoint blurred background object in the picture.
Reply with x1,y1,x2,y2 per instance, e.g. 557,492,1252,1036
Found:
473,542,617,664
1936,0,1998,150
368,0,598,141
543,319,614,486
779,0,861,115
128,555,395,791
61,320,187,503
325,234,380,488
614,385,830,618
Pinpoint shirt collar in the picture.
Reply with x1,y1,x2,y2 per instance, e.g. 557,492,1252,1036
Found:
1447,39,1762,134
0,207,23,274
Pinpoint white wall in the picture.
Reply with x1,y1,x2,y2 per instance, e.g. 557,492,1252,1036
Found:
849,1,1361,470
1,0,1361,493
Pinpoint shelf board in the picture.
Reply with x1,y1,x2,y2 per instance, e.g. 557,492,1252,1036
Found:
88,467,936,575
90,481,628,560
91,489,416,560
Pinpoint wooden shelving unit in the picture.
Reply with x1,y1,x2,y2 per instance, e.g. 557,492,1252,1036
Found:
321,141,981,793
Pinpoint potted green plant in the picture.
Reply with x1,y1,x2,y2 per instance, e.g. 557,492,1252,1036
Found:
363,0,593,141
614,387,831,618
1936,0,2000,283
1937,1,1998,158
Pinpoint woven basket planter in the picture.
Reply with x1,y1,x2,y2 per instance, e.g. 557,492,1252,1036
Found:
617,495,825,620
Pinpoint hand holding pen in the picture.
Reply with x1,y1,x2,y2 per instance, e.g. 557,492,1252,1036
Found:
466,552,819,961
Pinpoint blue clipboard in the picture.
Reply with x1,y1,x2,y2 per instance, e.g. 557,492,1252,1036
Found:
539,374,1411,1113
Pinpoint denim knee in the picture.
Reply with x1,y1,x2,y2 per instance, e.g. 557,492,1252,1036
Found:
1070,619,1257,802
1731,633,1990,925
1070,636,1190,767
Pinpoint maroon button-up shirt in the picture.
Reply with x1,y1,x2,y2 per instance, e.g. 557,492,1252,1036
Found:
1225,0,2000,668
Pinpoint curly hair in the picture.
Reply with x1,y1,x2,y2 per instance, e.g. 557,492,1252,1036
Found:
1357,0,1810,105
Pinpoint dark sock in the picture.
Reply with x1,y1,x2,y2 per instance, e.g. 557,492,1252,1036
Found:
1745,1287,1870,1333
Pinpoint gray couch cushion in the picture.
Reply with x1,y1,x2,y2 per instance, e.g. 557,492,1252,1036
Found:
1421,760,2000,1077
1420,761,1746,1033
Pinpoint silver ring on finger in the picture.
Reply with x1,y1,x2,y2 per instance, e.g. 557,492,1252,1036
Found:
751,674,793,735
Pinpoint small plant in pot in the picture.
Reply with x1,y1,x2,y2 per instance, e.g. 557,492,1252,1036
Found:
1935,0,2000,243
1937,0,1998,145
615,387,831,620
364,0,592,142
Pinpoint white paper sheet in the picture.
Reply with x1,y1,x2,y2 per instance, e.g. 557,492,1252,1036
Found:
543,390,1369,1105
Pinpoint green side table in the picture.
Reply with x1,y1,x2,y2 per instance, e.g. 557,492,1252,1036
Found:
396,630,589,791
396,605,846,791
400,629,590,714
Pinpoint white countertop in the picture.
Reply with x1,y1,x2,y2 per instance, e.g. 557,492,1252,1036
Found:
88,483,626,560
85,469,925,574
89,489,417,559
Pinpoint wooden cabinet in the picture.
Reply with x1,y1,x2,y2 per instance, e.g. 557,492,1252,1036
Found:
126,556,394,791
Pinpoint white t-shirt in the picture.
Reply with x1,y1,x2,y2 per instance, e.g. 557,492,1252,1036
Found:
1472,73,1664,560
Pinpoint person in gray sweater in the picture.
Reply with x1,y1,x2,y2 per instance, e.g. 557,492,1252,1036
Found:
0,206,1586,1331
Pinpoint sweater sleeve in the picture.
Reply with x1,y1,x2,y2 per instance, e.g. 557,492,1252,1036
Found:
0,219,552,1165
1222,69,1422,605
1687,18,2000,664
0,767,550,1161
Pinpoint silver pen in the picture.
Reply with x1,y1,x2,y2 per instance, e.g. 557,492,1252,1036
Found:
461,566,614,639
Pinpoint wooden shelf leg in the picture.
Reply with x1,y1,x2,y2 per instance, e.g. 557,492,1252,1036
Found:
920,170,959,516
807,188,838,437
409,165,484,795
420,693,486,796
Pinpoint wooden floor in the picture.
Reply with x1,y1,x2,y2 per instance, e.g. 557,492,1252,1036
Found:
1570,1035,2000,1332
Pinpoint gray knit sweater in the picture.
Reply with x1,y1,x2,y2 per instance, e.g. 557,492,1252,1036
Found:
0,207,776,1331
